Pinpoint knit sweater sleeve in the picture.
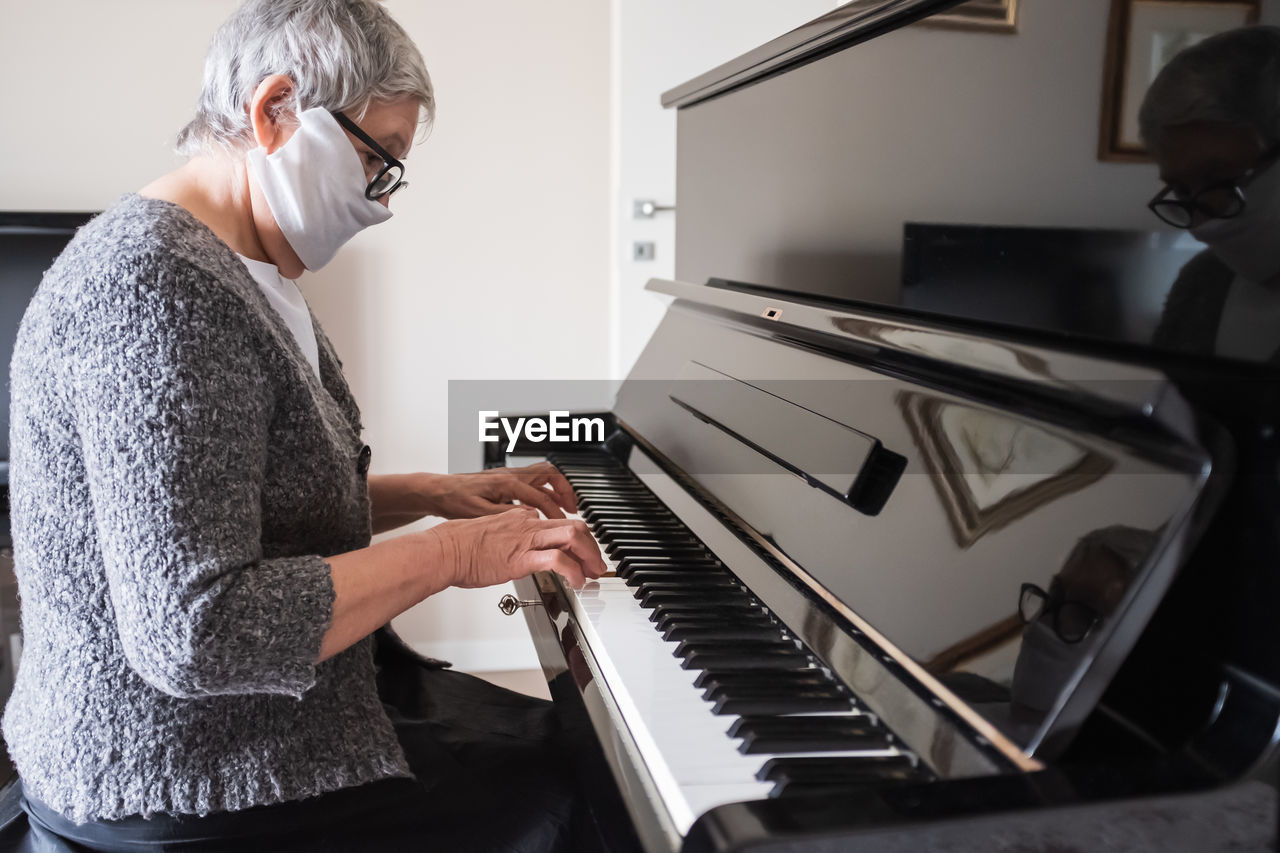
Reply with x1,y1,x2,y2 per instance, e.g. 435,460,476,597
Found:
65,252,336,700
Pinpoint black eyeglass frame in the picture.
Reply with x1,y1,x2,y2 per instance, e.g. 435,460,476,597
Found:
1147,145,1280,229
1018,581,1100,645
331,111,408,201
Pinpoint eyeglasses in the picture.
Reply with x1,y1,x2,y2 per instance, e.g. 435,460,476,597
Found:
331,111,408,201
1018,581,1099,644
1147,147,1280,229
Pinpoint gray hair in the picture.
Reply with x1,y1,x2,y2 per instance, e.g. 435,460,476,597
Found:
1139,25,1280,153
177,0,434,156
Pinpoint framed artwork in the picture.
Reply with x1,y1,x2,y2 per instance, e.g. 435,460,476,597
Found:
1099,0,1260,162
898,393,1113,548
920,0,1020,33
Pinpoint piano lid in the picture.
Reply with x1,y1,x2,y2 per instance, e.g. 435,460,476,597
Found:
615,277,1218,759
665,0,1280,368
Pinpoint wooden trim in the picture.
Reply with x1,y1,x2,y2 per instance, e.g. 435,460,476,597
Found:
919,0,1020,33
1098,0,1262,163
923,613,1023,675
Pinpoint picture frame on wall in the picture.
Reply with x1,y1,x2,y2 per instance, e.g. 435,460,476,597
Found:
1099,0,1260,162
920,0,1020,33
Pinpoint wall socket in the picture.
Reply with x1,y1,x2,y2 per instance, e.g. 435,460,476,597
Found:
632,241,656,262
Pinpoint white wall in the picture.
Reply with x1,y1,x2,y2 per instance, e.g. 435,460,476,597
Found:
612,0,841,378
0,0,611,671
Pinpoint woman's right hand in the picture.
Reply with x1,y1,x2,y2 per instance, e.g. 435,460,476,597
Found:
428,507,607,590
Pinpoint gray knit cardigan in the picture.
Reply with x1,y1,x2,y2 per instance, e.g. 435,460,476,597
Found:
2,194,412,823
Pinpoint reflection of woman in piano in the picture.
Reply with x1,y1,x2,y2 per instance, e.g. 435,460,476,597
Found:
1009,526,1154,717
1139,27,1280,362
933,525,1153,742
3,1,604,850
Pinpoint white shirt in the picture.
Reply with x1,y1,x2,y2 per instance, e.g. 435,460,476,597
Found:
236,254,320,378
1215,275,1280,362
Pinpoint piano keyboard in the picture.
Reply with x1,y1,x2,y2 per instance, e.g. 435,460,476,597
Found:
547,451,927,836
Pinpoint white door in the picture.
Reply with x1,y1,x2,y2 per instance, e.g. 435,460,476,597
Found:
611,0,842,377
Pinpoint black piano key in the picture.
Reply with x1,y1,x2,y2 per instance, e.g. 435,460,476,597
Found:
630,578,741,594
607,542,704,560
619,558,723,570
731,715,891,754
624,570,735,586
656,612,775,633
757,756,922,797
590,517,682,526
604,535,702,548
583,507,676,518
585,515,681,528
637,585,747,599
584,507,668,518
729,714,880,738
711,692,854,716
681,648,812,671
619,558,722,577
650,601,764,622
663,624,782,642
579,500,666,511
675,637,799,656
599,530,699,544
620,566,725,582
609,545,711,559
596,523,687,536
650,594,758,609
573,485,653,493
609,543,698,560
598,532,689,545
574,485,657,493
707,680,843,698
584,513,680,525
593,520,678,530
570,484,650,491
640,589,756,608
693,669,834,691
622,555,719,571
704,680,845,700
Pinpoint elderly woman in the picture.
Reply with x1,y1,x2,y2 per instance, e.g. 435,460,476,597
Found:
1141,25,1280,362
2,1,605,850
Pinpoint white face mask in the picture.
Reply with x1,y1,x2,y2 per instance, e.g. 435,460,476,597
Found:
1009,620,1090,714
1190,156,1280,284
246,107,392,272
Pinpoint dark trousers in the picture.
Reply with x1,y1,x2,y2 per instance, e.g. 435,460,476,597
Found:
19,630,606,852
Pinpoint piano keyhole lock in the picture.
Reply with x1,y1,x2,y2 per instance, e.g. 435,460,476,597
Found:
498,594,541,616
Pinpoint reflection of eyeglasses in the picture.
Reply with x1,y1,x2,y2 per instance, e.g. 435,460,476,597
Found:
331,111,408,201
1147,147,1280,229
1018,581,1099,644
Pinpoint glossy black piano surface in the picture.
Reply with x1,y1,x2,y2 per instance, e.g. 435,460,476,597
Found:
482,1,1280,849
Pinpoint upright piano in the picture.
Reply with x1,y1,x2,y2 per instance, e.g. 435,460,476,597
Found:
484,2,1280,849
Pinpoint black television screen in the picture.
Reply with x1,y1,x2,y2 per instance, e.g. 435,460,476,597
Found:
0,212,97,475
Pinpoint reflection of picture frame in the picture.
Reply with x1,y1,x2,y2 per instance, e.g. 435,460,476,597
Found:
898,393,1113,547
920,0,1019,33
1099,0,1259,162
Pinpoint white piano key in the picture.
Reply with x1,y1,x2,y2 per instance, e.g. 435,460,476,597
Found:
558,510,908,837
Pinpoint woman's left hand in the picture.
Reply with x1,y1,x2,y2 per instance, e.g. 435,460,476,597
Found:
425,462,578,520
